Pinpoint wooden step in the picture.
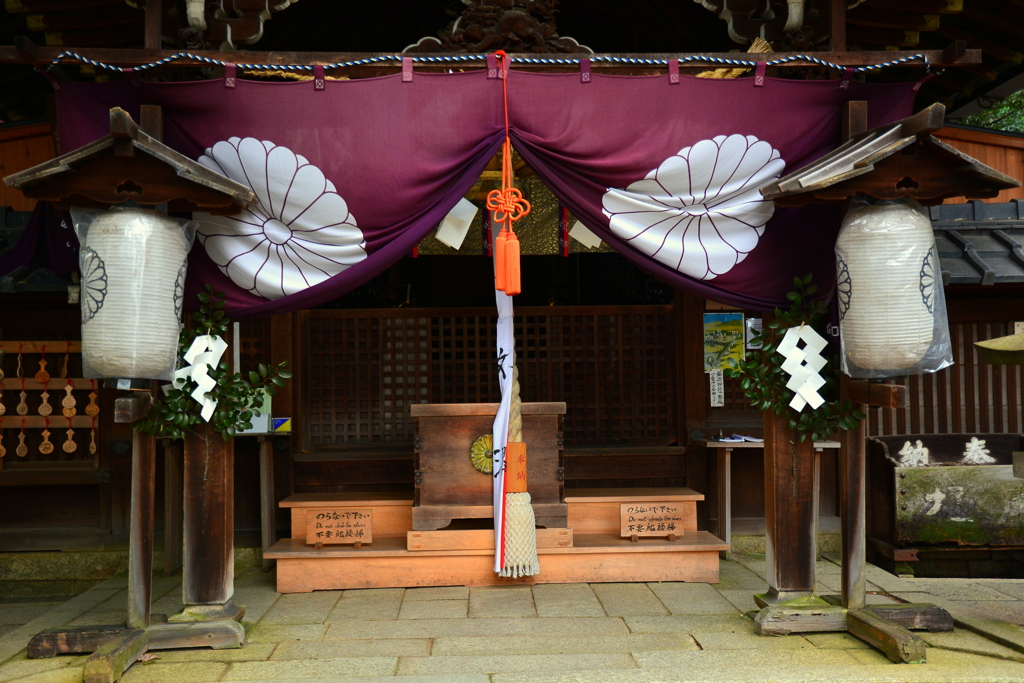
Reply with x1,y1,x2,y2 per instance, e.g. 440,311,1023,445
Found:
265,531,728,592
407,528,573,551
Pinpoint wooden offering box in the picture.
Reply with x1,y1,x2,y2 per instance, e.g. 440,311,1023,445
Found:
410,402,567,531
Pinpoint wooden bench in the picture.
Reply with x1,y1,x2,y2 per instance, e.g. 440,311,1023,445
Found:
704,440,840,557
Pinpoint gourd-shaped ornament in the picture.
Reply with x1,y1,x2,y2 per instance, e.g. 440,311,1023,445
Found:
39,429,54,455
38,390,52,417
63,428,77,454
62,386,77,418
85,391,99,417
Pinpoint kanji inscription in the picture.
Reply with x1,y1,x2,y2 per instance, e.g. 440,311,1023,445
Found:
306,508,372,545
620,503,684,538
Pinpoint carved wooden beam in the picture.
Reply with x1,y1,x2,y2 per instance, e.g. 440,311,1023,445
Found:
114,393,153,424
846,381,907,410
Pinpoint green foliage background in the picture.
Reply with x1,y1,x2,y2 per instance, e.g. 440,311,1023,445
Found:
726,275,864,443
134,286,291,440
960,90,1024,134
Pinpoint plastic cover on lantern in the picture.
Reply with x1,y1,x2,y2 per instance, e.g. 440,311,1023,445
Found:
835,195,953,379
71,204,196,381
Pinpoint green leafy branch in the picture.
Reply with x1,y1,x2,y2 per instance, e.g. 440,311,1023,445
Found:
726,274,865,442
134,285,292,440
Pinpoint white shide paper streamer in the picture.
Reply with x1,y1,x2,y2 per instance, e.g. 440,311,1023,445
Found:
164,334,228,422
569,220,603,249
776,325,828,411
435,198,479,250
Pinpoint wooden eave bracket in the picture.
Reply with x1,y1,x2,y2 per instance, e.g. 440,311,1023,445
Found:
114,393,153,423
847,381,906,409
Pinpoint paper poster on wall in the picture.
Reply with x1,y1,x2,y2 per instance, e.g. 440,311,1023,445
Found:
703,312,745,372
746,317,763,349
709,368,725,407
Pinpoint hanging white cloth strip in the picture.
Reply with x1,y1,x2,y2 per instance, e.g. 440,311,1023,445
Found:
492,232,516,573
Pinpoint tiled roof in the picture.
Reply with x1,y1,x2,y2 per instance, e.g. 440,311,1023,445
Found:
931,200,1024,285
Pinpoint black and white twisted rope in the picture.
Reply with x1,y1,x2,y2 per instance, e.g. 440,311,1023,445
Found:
43,50,931,77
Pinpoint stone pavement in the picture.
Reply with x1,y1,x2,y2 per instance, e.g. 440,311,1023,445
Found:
2,554,1024,683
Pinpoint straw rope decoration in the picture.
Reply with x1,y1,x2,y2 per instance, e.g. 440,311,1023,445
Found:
500,353,539,578
697,38,772,79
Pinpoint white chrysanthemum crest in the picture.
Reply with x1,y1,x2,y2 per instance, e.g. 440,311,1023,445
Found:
602,134,784,280
196,137,367,300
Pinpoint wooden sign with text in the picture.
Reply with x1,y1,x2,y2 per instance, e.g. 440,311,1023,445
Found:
620,503,684,539
306,508,372,546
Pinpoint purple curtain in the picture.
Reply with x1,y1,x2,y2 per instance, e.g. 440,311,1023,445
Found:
0,201,78,278
507,72,915,309
54,70,916,315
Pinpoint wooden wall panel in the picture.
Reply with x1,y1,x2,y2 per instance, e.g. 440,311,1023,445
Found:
300,306,677,451
935,127,1024,204
0,122,55,211
866,320,1023,437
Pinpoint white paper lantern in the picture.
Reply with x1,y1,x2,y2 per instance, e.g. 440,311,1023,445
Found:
836,198,937,374
76,206,190,380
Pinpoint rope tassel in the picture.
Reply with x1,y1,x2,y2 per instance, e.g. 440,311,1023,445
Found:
500,492,539,578
495,227,508,292
504,230,520,297
500,363,538,578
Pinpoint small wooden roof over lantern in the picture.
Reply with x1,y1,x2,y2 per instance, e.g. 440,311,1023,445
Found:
761,104,1020,207
3,106,255,215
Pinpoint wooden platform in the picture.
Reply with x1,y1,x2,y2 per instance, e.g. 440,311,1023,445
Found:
266,487,726,592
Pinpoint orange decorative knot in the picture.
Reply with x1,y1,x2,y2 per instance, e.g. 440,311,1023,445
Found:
486,186,530,226
490,51,529,297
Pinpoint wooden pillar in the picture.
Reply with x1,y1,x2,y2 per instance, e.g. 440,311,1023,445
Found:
760,410,818,603
839,100,869,610
829,0,846,53
716,446,731,554
840,389,867,609
144,0,162,51
678,289,708,528
127,425,156,629
258,435,275,571
183,423,235,608
163,440,183,575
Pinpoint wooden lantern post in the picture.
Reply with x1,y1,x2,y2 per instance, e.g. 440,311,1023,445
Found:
751,102,1020,662
4,107,255,683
